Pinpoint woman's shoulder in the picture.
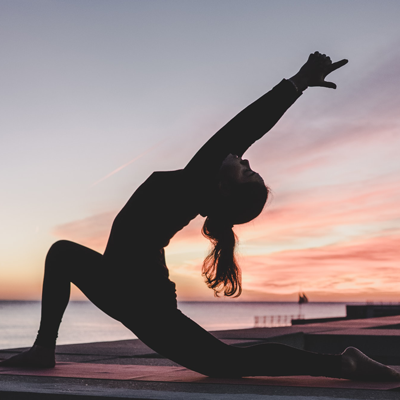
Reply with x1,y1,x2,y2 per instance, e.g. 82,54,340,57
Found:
151,169,185,176
149,169,196,186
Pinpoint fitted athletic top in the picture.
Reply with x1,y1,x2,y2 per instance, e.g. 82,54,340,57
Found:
103,79,301,306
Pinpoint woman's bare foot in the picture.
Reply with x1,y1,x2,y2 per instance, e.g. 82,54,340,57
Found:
0,345,55,368
341,347,400,381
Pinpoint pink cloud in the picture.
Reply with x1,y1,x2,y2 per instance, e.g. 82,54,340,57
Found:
52,211,116,253
51,164,400,301
239,234,400,299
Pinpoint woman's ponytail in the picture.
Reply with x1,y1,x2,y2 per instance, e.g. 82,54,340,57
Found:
201,180,268,297
202,216,242,297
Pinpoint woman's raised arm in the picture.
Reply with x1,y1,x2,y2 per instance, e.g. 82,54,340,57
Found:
185,52,348,179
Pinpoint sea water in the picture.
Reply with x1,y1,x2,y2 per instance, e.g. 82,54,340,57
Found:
0,301,347,350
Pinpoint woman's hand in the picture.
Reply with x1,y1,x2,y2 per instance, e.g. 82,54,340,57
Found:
289,51,348,92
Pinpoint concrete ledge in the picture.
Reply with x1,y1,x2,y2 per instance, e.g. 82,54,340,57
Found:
2,316,400,399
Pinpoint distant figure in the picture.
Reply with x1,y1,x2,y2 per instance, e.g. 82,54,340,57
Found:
2,52,399,381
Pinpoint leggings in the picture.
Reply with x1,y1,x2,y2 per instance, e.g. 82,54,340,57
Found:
35,240,342,378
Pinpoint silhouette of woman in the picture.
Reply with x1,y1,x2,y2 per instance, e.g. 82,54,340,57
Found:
2,52,399,381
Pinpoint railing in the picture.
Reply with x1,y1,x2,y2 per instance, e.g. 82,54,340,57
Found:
254,314,305,328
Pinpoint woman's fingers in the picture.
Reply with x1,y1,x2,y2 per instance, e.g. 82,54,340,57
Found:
319,81,337,89
322,59,348,88
315,54,348,88
311,52,348,72
327,59,349,73
291,52,348,90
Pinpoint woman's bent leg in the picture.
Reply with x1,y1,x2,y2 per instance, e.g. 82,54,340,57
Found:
1,240,115,367
35,240,105,348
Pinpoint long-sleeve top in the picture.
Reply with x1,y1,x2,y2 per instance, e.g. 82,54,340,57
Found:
103,79,301,306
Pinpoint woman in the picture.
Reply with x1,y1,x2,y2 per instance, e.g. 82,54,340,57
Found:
2,52,399,381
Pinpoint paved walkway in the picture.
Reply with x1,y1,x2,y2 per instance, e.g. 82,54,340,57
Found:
1,315,400,399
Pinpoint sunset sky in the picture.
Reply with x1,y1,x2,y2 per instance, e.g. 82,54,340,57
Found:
1,0,400,302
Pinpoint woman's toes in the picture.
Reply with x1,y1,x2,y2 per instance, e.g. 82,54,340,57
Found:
341,347,400,382
0,346,55,368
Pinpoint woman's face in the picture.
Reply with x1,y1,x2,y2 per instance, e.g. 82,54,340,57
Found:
218,154,264,188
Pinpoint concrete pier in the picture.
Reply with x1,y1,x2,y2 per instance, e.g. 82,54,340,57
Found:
1,315,400,399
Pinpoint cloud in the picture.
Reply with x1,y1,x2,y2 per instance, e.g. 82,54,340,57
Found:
52,211,116,253
240,234,400,298
90,140,165,187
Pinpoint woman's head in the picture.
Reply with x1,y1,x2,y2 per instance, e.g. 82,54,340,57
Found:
202,154,269,297
218,153,265,187
212,154,269,225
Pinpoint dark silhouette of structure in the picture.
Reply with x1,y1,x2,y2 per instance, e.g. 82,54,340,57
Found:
299,293,309,304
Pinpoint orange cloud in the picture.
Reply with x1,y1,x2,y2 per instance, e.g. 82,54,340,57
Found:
239,234,400,300
52,211,115,253
51,174,400,302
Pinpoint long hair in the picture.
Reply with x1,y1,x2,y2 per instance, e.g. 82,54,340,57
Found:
202,217,240,297
202,181,269,297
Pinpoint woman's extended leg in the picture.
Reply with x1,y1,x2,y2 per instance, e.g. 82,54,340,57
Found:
1,240,117,367
127,307,400,381
126,308,340,378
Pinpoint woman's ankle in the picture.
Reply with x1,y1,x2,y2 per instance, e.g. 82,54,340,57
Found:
341,349,356,376
0,344,56,368
340,346,400,381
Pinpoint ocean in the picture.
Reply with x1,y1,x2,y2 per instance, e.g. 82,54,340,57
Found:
0,301,347,350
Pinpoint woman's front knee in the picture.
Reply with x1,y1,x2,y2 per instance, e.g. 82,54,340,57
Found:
46,240,76,265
